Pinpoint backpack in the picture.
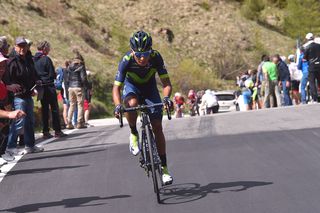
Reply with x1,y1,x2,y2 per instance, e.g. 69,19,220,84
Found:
54,67,64,90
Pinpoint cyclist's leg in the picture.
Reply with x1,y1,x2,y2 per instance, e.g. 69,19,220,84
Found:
124,95,139,127
122,82,141,132
151,119,166,156
122,82,142,155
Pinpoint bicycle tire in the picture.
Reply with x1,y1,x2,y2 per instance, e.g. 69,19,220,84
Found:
145,125,161,203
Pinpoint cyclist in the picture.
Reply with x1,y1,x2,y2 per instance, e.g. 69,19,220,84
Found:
112,31,173,185
187,89,198,116
173,92,185,118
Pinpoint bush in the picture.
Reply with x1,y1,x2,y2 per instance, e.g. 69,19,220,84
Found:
241,0,265,20
172,59,224,93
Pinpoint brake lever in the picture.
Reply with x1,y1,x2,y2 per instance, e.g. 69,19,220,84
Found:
166,103,172,120
119,111,123,128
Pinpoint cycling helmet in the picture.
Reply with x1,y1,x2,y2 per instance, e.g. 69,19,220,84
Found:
130,31,152,52
174,92,182,97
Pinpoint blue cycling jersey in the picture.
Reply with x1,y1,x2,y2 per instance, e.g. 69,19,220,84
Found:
114,50,169,87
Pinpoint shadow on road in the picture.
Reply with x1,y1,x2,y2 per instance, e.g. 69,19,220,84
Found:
42,143,116,154
6,165,88,176
160,181,273,204
20,149,106,163
0,195,131,212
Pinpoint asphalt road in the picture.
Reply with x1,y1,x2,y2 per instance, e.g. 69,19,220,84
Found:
1,104,320,213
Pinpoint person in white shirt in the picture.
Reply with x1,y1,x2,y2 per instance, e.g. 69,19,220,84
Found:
200,89,219,114
288,54,302,105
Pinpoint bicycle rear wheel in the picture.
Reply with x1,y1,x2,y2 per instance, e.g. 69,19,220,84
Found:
145,126,161,203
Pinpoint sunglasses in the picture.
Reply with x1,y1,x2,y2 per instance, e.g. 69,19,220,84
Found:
134,50,152,58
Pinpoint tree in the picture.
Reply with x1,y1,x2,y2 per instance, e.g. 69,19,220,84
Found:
284,0,320,38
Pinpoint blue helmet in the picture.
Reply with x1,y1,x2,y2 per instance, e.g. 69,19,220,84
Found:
130,31,152,52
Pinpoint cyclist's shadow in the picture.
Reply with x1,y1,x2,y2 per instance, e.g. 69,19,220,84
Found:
159,181,273,204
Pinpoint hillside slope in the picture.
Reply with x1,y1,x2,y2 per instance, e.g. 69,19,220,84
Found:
0,0,295,116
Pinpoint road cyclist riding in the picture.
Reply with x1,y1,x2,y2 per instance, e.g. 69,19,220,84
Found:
112,31,174,196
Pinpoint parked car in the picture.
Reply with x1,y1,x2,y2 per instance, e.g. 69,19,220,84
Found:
214,91,237,112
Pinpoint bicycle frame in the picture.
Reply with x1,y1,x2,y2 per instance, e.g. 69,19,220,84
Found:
119,103,171,203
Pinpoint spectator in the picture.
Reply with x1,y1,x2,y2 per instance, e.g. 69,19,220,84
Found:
0,52,14,162
263,57,281,108
4,37,44,157
84,70,93,127
0,36,10,57
272,54,292,106
34,41,66,138
257,55,270,108
200,89,219,114
304,33,320,103
248,69,261,109
298,47,309,104
56,60,70,127
288,54,302,105
66,52,88,129
196,90,205,115
242,79,255,111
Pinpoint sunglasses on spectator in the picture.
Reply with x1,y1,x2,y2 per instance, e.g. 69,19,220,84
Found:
134,50,152,58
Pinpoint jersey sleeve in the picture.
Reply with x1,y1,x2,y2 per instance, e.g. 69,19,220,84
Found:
153,51,169,79
114,54,131,86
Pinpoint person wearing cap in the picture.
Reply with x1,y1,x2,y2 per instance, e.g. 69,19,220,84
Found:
4,37,44,157
33,41,66,138
288,54,302,105
304,33,320,103
66,51,88,129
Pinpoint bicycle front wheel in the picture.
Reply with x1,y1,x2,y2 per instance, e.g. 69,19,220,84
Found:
145,126,161,203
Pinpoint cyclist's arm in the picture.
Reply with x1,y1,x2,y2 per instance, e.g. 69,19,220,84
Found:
112,56,128,106
112,84,122,106
160,77,172,98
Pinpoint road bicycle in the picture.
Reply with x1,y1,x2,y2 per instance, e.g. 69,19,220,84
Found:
119,102,171,203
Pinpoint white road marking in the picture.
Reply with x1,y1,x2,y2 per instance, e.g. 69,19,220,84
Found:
0,129,77,183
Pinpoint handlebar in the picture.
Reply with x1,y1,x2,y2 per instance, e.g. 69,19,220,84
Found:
119,103,172,128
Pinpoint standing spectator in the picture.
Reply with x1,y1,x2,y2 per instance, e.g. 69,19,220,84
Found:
196,90,205,115
298,47,309,104
288,54,302,105
257,55,269,108
84,70,93,127
263,57,281,108
248,69,261,109
34,41,66,138
242,79,254,111
4,37,44,156
0,52,13,162
66,52,88,129
200,89,219,114
272,54,292,106
304,33,320,103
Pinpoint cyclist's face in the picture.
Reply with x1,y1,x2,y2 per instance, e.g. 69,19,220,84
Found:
133,52,150,66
